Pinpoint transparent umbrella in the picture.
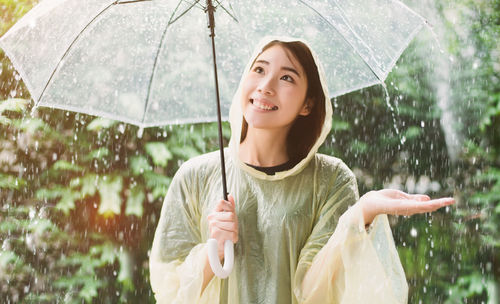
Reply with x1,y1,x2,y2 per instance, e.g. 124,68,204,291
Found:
0,0,427,278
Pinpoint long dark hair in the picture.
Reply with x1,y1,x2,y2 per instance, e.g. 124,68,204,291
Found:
241,40,326,164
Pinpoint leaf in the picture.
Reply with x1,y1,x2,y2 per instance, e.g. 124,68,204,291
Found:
84,147,110,161
81,174,99,196
403,126,423,140
97,175,123,216
152,185,169,200
36,186,68,200
0,173,26,189
86,117,117,131
56,190,81,215
143,171,171,189
117,251,133,291
0,98,29,114
145,142,172,167
52,160,84,172
350,140,369,154
125,186,145,217
78,277,100,302
13,117,50,134
130,156,152,176
98,244,117,265
0,250,19,268
171,145,200,159
28,218,59,235
331,119,350,131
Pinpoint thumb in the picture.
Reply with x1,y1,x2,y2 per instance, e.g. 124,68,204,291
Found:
227,194,235,208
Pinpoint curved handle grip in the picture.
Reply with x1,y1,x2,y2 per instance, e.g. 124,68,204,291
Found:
207,239,234,279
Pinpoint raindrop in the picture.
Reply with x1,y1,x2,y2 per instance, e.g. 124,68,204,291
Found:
410,227,418,237
29,208,36,219
118,124,125,133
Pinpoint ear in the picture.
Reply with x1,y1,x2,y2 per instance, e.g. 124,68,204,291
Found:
299,98,312,116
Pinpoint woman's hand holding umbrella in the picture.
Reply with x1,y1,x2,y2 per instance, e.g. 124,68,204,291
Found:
358,189,455,227
206,195,238,279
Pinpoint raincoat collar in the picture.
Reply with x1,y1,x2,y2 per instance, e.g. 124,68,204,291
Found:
228,36,333,181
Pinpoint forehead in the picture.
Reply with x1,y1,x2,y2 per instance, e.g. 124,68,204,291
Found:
254,45,304,74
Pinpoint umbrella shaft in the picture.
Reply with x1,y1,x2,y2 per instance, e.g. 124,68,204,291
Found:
206,0,228,201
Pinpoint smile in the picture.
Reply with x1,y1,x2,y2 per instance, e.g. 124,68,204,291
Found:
250,99,278,111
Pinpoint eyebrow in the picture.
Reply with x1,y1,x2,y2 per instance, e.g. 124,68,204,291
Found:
254,60,301,78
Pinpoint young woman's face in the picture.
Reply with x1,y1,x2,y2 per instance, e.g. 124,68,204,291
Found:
240,45,310,131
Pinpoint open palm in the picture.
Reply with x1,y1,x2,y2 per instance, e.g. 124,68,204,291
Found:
359,189,455,225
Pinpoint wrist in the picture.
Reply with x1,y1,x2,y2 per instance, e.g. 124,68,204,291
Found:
358,198,375,226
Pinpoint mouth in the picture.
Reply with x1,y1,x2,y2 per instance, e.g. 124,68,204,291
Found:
250,98,278,111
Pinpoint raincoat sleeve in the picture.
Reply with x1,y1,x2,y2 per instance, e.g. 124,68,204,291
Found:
149,162,221,304
294,160,408,304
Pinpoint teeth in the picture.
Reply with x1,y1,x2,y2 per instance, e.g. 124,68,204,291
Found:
252,99,277,111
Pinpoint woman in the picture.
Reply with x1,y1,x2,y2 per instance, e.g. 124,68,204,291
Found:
149,37,454,303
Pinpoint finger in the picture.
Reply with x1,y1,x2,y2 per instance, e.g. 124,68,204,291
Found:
213,221,238,232
410,194,430,201
228,195,236,208
381,189,411,199
207,211,236,222
211,225,239,243
214,199,234,212
426,197,455,208
396,197,455,215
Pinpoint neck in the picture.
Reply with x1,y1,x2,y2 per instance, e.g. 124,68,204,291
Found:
239,126,290,167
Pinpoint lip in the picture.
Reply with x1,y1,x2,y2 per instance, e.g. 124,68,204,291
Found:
250,97,278,111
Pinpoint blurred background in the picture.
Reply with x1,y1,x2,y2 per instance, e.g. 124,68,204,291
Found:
0,0,498,303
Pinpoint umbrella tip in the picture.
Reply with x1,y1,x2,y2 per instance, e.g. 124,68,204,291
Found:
137,127,144,138
30,105,38,118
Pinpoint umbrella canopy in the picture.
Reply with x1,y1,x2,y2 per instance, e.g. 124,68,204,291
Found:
0,0,426,128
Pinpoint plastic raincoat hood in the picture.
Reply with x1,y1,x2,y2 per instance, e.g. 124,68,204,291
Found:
228,36,333,181
150,37,408,304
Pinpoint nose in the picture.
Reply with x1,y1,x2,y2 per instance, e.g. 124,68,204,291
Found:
257,75,275,95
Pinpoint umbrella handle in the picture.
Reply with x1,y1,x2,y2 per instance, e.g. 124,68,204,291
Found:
207,239,234,279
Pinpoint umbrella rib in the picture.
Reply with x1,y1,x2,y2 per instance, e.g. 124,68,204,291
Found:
213,0,238,22
143,0,202,123
168,0,201,25
142,13,180,124
36,2,116,105
116,0,152,4
298,0,383,82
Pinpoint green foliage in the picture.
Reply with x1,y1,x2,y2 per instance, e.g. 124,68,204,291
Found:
0,205,133,303
1,0,499,303
145,142,173,167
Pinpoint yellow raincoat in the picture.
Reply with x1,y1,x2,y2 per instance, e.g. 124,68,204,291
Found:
150,37,408,304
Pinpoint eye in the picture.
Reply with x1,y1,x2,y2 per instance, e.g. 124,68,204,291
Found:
253,66,264,74
280,75,294,83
